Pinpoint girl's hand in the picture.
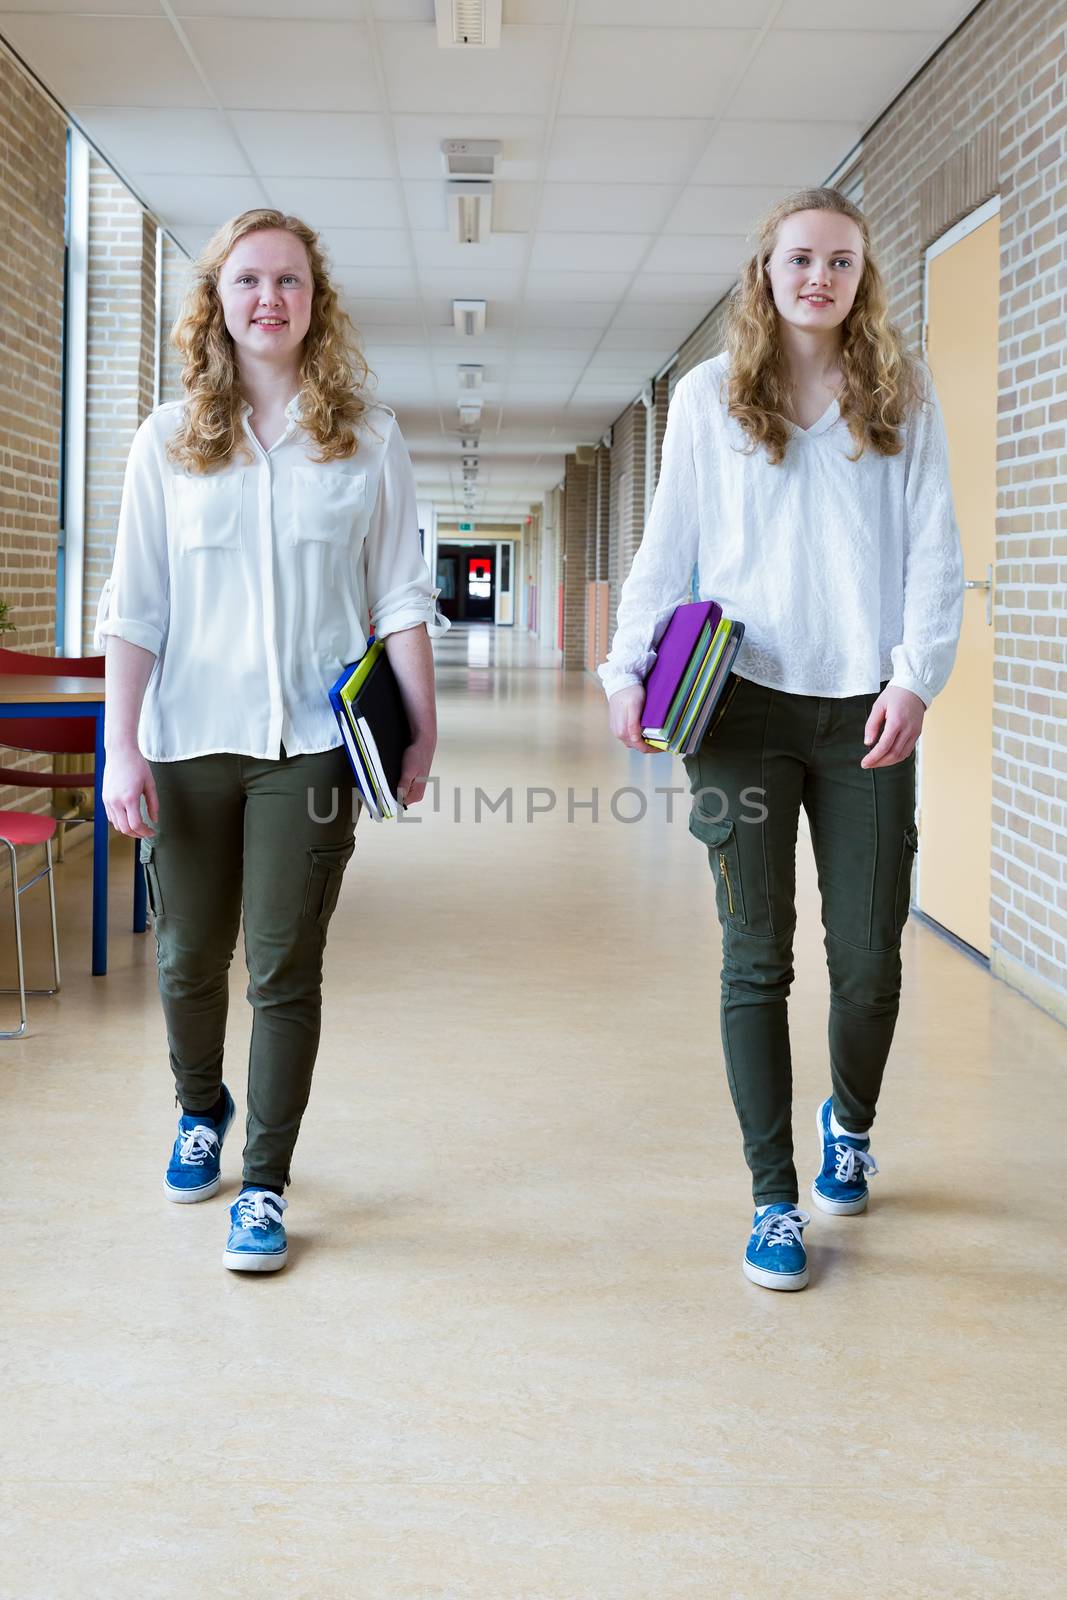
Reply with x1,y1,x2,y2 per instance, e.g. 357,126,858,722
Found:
396,731,437,806
608,684,659,754
861,686,925,769
102,744,159,837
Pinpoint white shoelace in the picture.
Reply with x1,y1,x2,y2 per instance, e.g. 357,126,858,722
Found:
832,1142,879,1185
178,1124,220,1167
753,1206,810,1250
234,1190,288,1231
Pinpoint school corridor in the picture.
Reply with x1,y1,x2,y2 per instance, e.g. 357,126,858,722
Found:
1,0,1065,1594
3,623,1064,1595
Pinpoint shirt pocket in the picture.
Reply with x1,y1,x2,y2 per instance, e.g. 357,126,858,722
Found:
171,472,243,553
291,466,368,546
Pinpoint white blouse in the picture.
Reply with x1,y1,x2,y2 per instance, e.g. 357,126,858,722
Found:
95,396,449,761
598,351,964,707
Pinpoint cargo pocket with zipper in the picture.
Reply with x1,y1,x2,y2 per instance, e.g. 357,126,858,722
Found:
687,811,747,926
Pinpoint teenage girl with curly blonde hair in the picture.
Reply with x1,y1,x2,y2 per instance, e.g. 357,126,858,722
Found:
97,209,448,1274
600,187,964,1291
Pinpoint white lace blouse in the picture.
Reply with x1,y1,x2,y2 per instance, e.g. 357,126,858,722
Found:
597,352,964,707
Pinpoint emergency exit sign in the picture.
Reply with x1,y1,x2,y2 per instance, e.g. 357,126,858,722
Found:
458,521,474,531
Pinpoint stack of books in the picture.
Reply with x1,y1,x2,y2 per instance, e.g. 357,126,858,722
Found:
641,600,745,753
329,640,412,820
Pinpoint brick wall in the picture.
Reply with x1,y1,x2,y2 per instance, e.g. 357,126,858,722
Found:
82,156,158,650
561,455,594,670
0,48,67,814
606,402,647,638
859,0,1066,1013
159,233,191,404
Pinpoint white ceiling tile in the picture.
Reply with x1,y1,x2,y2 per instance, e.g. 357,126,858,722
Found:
776,0,975,28
538,183,675,233
627,270,737,303
612,299,718,328
548,118,712,184
336,266,419,296
360,325,427,345
519,302,618,328
504,0,567,19
506,329,602,351
732,30,944,123
71,108,248,179
9,0,161,11
597,328,686,352
559,27,756,117
316,226,409,266
316,230,410,268
691,119,864,186
343,299,426,325
0,15,211,107
182,19,381,112
378,22,558,114
666,185,798,236
263,178,405,228
412,231,530,270
578,0,774,19
490,182,540,233
401,181,450,231
392,115,546,181
370,1,434,17
135,173,266,227
529,233,649,273
231,113,393,179
417,269,525,299
178,0,382,14
525,270,634,302
643,234,748,275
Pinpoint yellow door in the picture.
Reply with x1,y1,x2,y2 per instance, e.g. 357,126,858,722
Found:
918,203,999,956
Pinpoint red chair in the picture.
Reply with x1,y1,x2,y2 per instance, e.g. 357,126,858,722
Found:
0,648,105,828
0,810,61,1038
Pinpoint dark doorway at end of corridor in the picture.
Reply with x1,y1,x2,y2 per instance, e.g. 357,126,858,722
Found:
436,543,495,624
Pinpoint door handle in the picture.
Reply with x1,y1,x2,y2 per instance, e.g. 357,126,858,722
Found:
963,563,993,625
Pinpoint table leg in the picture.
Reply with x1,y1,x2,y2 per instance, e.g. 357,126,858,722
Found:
92,707,109,976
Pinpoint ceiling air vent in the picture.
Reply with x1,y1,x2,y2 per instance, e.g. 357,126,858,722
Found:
435,0,502,49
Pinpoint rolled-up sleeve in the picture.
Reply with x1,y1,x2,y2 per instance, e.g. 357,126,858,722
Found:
363,416,450,642
597,374,699,700
93,417,169,656
888,369,965,707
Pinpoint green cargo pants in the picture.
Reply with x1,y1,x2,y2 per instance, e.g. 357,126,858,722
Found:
141,746,358,1190
682,675,918,1206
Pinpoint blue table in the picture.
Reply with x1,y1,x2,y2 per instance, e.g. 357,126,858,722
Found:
0,673,147,975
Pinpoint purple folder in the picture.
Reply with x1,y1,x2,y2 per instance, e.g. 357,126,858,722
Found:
642,600,722,730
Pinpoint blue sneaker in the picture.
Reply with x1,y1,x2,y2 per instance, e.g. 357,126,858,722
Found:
223,1188,288,1273
164,1085,236,1203
811,1096,879,1215
743,1203,810,1291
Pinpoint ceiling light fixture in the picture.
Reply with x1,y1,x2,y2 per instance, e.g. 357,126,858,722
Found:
458,364,483,390
448,183,492,245
453,299,487,337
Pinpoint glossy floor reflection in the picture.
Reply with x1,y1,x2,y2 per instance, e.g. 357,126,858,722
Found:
3,627,1064,1598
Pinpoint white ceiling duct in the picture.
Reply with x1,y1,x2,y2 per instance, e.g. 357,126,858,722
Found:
435,0,502,49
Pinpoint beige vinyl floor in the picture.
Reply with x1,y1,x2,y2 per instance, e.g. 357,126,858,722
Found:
2,626,1065,1599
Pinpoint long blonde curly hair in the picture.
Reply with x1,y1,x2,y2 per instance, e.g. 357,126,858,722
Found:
724,186,924,466
167,209,376,474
